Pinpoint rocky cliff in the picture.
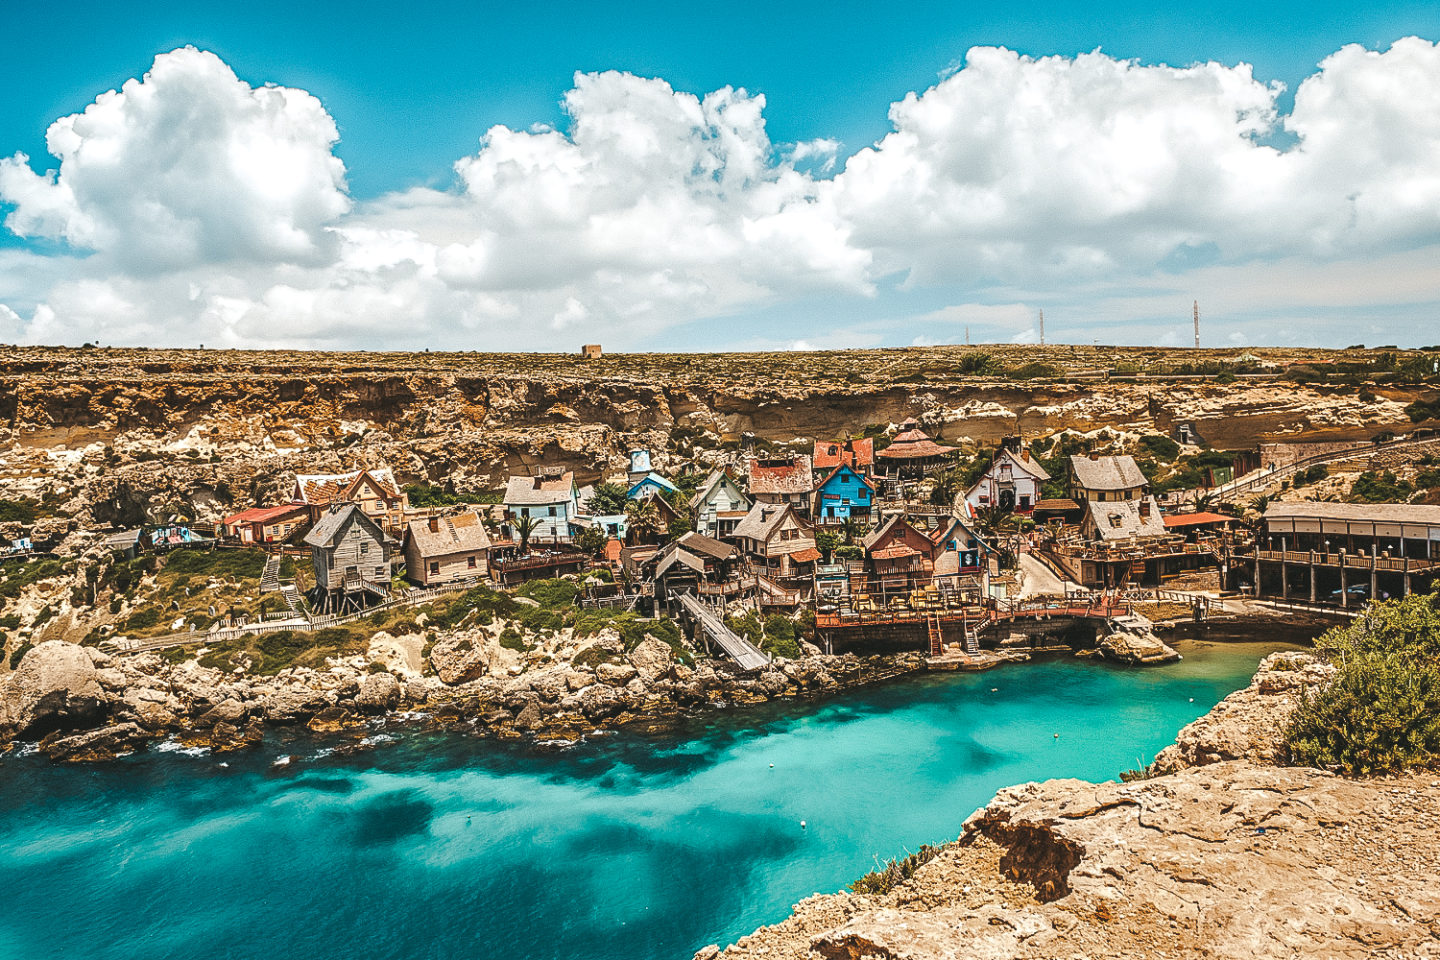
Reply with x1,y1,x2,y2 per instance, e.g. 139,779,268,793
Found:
3,345,1435,534
701,653,1440,959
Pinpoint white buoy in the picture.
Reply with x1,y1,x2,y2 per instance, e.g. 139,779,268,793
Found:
1054,733,1060,738
1189,698,1194,702
769,763,774,768
801,820,807,829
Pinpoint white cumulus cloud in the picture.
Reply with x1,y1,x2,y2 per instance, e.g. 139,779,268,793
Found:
1,40,1438,350
0,46,349,269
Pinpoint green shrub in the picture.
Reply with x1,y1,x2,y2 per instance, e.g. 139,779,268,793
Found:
1284,593,1440,775
10,640,34,669
1138,434,1181,460
571,645,617,669
517,578,579,609
499,626,532,652
124,608,161,632
162,547,265,580
0,614,19,630
32,606,54,627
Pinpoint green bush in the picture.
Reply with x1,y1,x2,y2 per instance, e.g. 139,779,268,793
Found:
499,626,532,652
10,640,34,669
124,608,161,632
1284,593,1440,775
517,578,579,609
1138,434,1181,460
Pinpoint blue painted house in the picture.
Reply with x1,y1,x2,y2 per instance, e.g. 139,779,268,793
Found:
627,472,678,501
813,464,874,523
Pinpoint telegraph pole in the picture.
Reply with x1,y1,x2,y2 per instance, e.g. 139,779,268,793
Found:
1193,300,1200,349
1039,309,1045,346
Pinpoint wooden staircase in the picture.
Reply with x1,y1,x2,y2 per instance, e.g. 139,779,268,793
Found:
926,615,943,656
260,553,282,593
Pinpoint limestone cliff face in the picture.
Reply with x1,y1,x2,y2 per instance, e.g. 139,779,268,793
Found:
704,653,1440,959
1,346,1435,529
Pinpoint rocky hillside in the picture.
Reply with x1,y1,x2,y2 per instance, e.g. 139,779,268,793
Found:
3,345,1436,539
702,653,1440,959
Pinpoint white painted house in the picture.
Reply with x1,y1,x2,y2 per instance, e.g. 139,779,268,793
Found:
503,470,580,543
964,448,1050,514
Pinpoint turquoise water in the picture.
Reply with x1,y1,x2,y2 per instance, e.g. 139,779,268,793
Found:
0,638,1298,960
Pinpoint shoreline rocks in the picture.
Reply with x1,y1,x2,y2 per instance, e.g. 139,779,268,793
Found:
0,636,929,762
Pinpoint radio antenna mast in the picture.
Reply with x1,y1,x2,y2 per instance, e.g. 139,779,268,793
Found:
1039,309,1045,347
1193,300,1200,349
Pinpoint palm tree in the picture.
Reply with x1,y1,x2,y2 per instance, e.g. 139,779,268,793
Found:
625,497,665,545
930,466,967,507
512,514,542,554
839,516,863,546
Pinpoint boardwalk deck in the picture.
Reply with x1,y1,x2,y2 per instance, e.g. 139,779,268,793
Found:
675,593,770,671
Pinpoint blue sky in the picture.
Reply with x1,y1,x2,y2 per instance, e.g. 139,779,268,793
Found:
1,2,1438,350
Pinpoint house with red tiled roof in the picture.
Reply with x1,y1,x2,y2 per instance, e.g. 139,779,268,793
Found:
220,503,310,545
812,438,874,476
292,466,408,533
747,455,814,518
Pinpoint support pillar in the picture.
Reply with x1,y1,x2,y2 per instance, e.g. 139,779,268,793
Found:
1339,553,1347,609
1280,560,1288,599
1309,554,1317,604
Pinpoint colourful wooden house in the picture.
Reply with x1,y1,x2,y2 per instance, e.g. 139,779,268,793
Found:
403,511,492,586
220,503,310,544
861,513,941,591
813,464,875,524
627,471,678,501
813,438,875,477
292,466,408,533
748,455,814,518
503,469,580,543
730,501,819,586
964,448,1050,514
689,469,752,539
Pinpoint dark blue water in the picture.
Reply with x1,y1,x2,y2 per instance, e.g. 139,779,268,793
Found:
0,639,1298,960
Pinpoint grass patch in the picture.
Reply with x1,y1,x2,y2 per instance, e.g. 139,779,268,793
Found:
851,843,953,895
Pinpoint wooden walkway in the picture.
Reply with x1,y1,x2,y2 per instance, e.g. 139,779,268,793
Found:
674,593,771,671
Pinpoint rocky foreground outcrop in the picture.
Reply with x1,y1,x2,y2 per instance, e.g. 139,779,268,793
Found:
703,653,1440,959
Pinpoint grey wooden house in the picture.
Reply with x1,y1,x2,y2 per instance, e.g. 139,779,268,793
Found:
304,503,392,613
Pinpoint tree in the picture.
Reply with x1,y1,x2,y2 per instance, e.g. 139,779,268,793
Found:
586,483,630,516
512,514,542,554
839,516,863,546
815,529,841,561
930,467,967,507
625,497,665,545
576,525,609,558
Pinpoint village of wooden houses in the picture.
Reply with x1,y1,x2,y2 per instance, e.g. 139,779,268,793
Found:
93,415,1440,673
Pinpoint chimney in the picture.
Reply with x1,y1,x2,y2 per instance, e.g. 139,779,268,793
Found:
1021,449,1030,462
1139,500,1151,518
428,517,440,533
1089,452,1100,461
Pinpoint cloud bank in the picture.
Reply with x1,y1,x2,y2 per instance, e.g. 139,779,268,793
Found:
2,39,1438,349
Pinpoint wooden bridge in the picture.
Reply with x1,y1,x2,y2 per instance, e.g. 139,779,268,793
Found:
674,592,771,671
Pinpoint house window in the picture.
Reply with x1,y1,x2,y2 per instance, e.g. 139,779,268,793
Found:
430,561,440,574
360,542,369,554
548,506,557,517
467,556,477,569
